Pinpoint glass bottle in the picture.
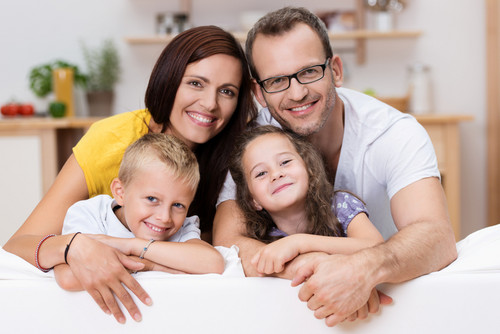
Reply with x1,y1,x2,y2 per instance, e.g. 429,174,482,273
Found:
53,68,74,117
408,63,432,115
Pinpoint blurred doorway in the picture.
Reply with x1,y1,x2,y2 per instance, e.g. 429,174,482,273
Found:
487,0,500,226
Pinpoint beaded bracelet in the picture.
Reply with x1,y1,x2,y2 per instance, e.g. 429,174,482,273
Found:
133,239,156,274
64,232,81,264
35,234,56,272
139,239,156,259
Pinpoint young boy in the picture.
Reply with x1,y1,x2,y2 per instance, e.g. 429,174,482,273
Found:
54,133,225,291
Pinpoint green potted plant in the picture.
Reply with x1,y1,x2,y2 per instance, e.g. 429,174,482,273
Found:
82,39,121,116
29,60,87,98
28,60,87,117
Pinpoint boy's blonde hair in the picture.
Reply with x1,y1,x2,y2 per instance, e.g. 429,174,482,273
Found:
118,133,200,191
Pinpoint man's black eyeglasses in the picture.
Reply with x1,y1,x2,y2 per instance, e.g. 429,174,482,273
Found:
257,58,330,94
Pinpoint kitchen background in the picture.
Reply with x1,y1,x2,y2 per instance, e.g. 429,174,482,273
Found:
0,0,487,244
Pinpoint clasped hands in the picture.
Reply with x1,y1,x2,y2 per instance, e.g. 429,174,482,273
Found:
251,246,392,327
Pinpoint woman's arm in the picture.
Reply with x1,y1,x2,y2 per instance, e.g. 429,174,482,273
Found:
251,213,384,275
54,264,83,291
93,235,225,274
2,155,150,324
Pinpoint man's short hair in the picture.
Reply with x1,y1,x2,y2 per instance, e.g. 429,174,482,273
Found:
245,6,333,80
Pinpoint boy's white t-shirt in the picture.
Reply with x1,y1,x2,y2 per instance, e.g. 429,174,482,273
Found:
62,195,201,242
217,87,440,240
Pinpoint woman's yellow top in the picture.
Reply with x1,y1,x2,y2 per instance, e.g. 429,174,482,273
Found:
73,109,151,197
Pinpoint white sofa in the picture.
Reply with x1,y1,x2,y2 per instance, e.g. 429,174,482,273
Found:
1,225,499,334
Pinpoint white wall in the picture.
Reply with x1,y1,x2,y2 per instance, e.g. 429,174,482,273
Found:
0,137,43,245
0,0,487,239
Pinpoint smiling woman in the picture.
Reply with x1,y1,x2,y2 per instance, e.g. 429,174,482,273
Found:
166,54,242,149
3,25,257,325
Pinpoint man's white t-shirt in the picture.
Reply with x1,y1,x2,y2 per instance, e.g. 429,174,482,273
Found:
63,195,201,242
217,87,439,239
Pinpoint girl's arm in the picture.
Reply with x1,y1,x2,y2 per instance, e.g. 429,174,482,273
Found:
297,212,384,254
252,213,384,275
91,235,225,274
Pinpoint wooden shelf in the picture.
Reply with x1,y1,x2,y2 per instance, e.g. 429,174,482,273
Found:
125,29,422,45
413,114,474,124
0,116,102,130
125,29,422,64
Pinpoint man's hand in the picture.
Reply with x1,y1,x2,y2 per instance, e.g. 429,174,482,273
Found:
291,253,391,327
343,289,393,323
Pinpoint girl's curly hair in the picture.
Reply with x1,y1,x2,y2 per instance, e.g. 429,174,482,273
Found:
229,125,343,243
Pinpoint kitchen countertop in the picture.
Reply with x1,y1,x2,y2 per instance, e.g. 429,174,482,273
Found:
0,116,103,130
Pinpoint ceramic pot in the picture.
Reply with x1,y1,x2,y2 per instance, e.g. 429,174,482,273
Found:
86,91,114,117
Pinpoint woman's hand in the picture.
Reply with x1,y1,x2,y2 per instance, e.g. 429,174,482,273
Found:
66,234,152,324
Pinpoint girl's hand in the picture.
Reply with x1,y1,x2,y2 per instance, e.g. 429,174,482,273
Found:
250,235,301,275
66,234,152,324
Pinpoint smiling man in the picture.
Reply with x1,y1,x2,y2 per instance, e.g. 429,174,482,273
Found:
213,6,457,327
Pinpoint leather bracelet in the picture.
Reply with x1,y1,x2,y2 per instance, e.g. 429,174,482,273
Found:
64,232,81,265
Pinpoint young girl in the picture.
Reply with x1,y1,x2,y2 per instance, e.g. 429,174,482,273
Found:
229,125,384,275
55,133,224,291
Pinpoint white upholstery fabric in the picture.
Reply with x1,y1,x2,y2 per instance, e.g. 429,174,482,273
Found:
1,225,499,333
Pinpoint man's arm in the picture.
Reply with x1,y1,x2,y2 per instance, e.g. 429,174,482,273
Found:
293,177,458,326
380,176,457,281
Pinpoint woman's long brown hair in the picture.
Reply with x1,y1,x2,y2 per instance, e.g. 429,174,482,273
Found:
144,26,257,237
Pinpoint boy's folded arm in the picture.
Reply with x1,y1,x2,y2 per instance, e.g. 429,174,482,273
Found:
83,235,225,274
141,238,225,274
84,234,137,255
